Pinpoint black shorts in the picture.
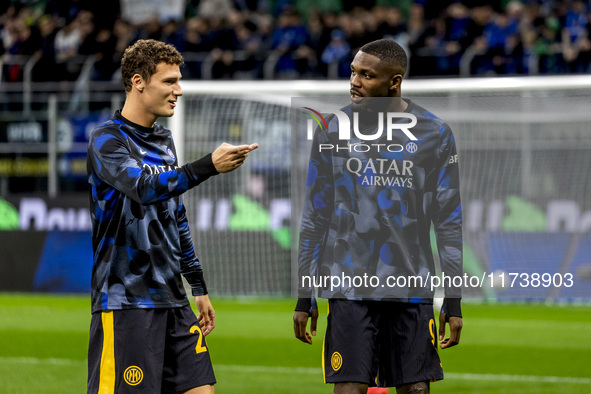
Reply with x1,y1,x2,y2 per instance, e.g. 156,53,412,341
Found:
87,305,216,393
323,299,443,388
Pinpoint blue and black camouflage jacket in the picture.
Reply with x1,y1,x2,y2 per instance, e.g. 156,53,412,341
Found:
87,110,217,313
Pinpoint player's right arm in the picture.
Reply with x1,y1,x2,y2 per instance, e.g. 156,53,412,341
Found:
88,127,218,204
293,299,318,344
431,123,463,349
88,128,257,204
293,125,334,344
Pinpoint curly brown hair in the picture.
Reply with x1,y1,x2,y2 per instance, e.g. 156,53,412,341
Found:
121,39,184,92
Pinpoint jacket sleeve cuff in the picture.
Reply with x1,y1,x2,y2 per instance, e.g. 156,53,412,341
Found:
183,153,219,187
441,298,462,320
295,298,317,316
183,270,208,296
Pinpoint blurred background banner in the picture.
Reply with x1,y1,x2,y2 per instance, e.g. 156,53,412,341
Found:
120,0,185,25
0,195,92,293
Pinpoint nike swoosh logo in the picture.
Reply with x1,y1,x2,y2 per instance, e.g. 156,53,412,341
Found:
139,148,147,155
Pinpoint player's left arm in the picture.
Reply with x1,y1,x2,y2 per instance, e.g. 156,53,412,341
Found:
177,196,215,335
294,298,319,344
432,124,463,349
294,123,334,345
194,294,215,336
439,314,462,349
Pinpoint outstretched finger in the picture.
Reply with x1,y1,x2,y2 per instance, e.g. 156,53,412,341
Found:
232,144,256,154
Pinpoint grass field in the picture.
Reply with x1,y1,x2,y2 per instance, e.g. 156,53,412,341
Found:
0,294,590,393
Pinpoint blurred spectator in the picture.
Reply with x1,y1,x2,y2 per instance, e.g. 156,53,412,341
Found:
113,18,138,56
358,8,382,44
80,26,118,81
476,11,519,74
207,15,239,78
179,17,209,78
53,12,88,80
161,20,184,49
340,13,367,52
235,17,265,78
45,0,82,23
32,14,59,81
182,17,210,52
446,3,473,50
307,14,326,61
410,4,466,77
138,17,163,41
207,16,238,51
270,7,313,78
561,0,591,72
407,3,426,50
2,15,42,81
379,7,407,39
8,16,42,57
321,29,350,78
535,20,562,73
2,0,591,83
254,12,274,51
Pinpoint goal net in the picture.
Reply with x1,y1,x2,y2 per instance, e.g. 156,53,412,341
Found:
175,76,591,301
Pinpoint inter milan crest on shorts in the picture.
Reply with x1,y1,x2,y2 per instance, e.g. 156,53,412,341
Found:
124,365,144,386
331,352,343,371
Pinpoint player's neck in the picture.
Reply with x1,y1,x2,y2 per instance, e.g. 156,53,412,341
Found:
390,99,408,112
387,93,408,112
121,99,157,129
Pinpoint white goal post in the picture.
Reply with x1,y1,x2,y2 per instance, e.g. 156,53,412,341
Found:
174,75,591,300
173,75,591,164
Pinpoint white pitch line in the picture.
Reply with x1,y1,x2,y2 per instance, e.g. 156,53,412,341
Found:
0,356,85,366
1,357,589,385
445,372,591,385
215,364,319,375
213,365,591,385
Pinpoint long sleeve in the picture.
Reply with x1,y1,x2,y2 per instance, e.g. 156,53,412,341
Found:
432,124,463,308
88,127,217,205
177,196,208,296
87,115,217,312
297,126,335,298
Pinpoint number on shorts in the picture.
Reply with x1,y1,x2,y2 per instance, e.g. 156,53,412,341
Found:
190,325,208,354
429,318,436,347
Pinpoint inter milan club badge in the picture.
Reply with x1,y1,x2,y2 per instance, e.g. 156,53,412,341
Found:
331,352,342,371
123,365,143,386
405,141,418,154
167,147,176,160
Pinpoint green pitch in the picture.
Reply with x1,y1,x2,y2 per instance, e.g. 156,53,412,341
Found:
0,294,590,393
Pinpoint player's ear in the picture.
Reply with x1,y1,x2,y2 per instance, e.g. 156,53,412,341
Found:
131,73,145,93
389,74,403,92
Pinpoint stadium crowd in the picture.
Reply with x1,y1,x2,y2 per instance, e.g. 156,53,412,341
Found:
1,0,591,82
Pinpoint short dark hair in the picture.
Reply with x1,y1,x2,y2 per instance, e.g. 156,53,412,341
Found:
360,39,407,75
121,39,184,92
